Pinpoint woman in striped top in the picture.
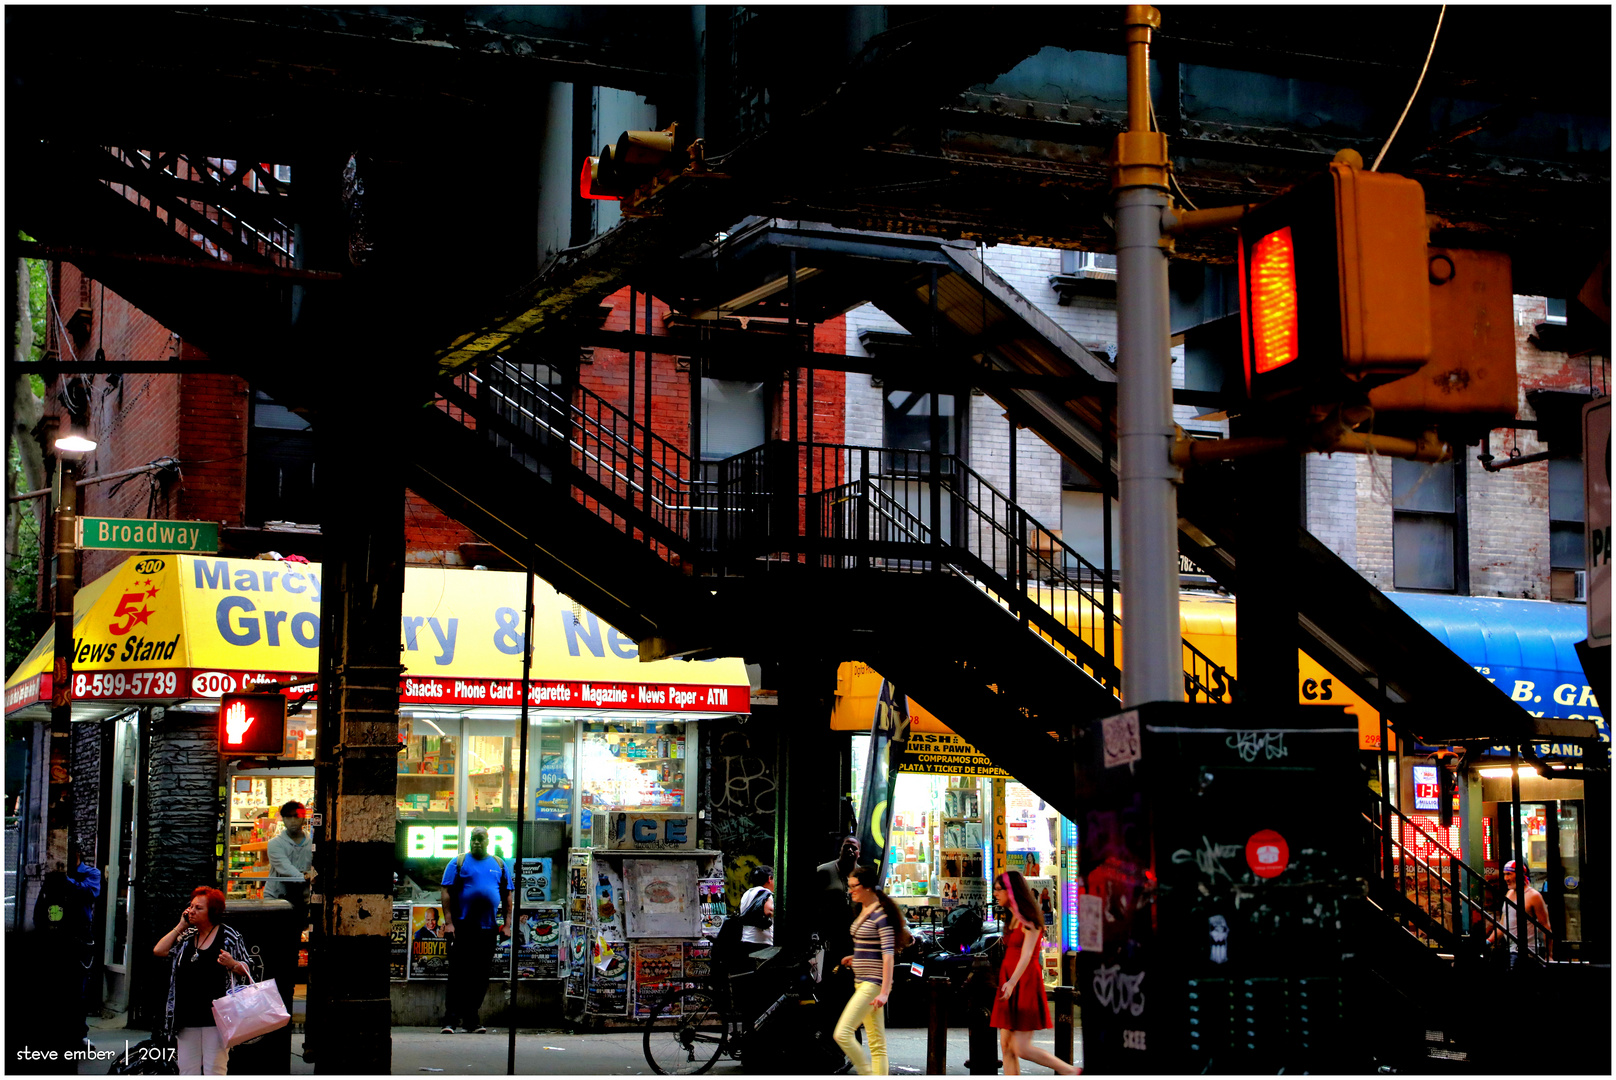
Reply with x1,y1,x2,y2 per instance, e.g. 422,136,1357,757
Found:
833,864,909,1075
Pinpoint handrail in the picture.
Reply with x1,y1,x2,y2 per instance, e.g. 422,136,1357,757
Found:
429,381,1237,706
99,147,297,268
1362,791,1551,964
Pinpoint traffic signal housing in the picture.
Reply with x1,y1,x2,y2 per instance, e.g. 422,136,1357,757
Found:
1238,153,1431,404
218,692,287,757
579,124,695,213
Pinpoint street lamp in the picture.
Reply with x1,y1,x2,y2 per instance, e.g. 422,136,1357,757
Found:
46,427,96,868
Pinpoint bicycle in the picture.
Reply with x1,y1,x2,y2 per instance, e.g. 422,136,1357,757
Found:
642,937,859,1075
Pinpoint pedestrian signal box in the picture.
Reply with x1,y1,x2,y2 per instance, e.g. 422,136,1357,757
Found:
1238,154,1431,403
218,693,287,756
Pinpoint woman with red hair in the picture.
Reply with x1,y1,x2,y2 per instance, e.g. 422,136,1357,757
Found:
154,887,260,1074
991,870,1080,1075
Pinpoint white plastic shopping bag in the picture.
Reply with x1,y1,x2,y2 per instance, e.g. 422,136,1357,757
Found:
211,975,290,1048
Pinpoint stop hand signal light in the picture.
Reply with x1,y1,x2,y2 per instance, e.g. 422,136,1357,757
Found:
218,692,287,756
1238,152,1431,403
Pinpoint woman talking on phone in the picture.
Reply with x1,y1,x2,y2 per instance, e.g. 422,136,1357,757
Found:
153,887,260,1074
991,871,1080,1075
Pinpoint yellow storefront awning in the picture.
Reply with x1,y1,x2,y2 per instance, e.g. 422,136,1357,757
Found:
831,594,1381,750
5,555,749,718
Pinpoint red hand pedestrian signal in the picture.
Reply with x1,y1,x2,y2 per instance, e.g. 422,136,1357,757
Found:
218,693,286,756
225,700,253,744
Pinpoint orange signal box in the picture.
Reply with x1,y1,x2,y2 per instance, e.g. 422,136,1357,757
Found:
1239,155,1431,402
1369,247,1519,419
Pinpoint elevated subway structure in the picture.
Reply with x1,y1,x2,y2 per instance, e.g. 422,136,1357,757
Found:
6,6,1609,1073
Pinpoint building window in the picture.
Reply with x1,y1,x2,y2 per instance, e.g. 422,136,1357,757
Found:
700,378,766,460
246,389,317,525
1392,458,1460,592
882,389,957,456
1549,456,1586,600
1058,250,1117,275
1544,297,1568,325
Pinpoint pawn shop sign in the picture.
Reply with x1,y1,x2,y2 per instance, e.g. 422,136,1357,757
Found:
218,693,287,756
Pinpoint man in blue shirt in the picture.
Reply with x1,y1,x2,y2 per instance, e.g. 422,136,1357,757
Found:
438,827,511,1034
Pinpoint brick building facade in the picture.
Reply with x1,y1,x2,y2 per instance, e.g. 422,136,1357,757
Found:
843,243,1605,608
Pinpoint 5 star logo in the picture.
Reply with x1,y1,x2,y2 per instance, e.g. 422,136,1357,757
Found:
108,580,160,635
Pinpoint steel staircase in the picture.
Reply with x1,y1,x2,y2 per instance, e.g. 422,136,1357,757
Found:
94,147,298,268
1346,791,1570,1071
410,355,1235,724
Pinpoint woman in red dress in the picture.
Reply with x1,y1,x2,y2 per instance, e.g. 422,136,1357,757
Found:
990,871,1080,1075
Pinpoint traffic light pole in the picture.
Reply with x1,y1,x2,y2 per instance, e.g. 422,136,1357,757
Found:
1113,5,1182,707
46,453,80,869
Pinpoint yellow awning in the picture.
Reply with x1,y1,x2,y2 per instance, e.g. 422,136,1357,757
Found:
831,594,1380,750
5,555,749,717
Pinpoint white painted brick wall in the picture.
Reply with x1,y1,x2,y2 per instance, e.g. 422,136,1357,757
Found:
842,304,902,448
1464,294,1562,599
840,259,1603,609
1348,295,1600,600
1354,453,1394,589
967,393,1063,529
1307,452,1359,569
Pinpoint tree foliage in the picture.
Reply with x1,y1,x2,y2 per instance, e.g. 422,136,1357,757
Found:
7,240,49,675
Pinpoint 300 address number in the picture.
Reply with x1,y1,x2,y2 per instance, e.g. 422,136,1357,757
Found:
72,670,179,698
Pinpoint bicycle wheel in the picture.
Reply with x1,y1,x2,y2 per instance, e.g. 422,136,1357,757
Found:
643,986,727,1075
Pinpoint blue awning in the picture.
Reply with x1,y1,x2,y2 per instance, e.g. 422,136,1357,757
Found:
1387,593,1607,759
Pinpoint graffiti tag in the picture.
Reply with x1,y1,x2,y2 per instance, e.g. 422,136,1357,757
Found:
1226,730,1288,763
1170,835,1241,882
1091,963,1146,1017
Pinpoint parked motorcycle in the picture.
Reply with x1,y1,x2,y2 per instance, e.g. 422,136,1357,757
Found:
889,905,1003,1027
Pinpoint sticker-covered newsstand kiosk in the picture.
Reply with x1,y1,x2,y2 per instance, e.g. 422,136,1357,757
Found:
4,554,749,1027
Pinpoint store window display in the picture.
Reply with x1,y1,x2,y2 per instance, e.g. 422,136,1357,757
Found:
579,721,688,813
226,774,316,901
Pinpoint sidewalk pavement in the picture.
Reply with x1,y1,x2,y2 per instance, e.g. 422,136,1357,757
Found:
84,1014,1084,1075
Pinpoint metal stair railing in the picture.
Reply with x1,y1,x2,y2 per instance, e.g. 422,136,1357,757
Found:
433,356,701,566
1362,791,1550,962
431,365,1238,706
99,147,296,267
717,441,1234,703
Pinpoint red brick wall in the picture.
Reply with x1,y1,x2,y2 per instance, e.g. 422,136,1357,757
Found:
581,287,848,459
405,491,481,566
39,268,475,594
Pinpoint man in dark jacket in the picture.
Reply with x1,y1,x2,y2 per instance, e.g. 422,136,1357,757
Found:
35,839,102,1045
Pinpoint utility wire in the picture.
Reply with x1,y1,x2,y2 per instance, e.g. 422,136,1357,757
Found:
1371,6,1447,172
1148,97,1199,211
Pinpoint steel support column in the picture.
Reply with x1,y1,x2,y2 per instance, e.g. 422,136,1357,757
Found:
309,391,406,1074
1113,6,1180,706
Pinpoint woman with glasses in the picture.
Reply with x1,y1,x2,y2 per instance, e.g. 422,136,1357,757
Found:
833,864,911,1075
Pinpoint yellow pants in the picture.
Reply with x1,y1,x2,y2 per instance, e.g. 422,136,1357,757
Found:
833,980,889,1075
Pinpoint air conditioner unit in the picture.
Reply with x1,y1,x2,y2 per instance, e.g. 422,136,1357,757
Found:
1574,569,1588,601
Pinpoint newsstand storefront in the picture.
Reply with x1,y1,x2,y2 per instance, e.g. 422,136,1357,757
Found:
5,554,750,1024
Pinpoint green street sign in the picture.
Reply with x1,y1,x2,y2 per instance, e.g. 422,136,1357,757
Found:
76,516,219,553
